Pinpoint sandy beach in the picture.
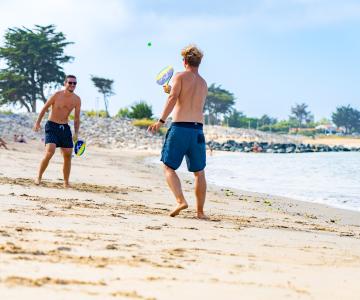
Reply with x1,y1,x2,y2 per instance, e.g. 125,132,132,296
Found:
1,141,360,300
303,136,360,148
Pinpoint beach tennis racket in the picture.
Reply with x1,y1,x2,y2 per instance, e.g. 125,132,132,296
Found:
156,66,174,93
74,139,86,156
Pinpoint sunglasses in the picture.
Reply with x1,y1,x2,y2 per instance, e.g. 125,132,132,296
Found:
68,81,77,86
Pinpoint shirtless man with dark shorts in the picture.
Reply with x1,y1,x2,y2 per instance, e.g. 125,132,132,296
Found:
33,75,81,188
148,45,208,219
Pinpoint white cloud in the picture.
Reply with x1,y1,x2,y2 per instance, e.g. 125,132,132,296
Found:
0,0,131,45
1,0,359,46
135,0,360,37
243,0,360,31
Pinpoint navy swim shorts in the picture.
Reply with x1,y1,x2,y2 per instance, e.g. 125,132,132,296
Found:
45,120,73,148
161,122,206,172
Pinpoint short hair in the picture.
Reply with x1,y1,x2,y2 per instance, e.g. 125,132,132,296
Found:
64,75,76,82
181,45,203,67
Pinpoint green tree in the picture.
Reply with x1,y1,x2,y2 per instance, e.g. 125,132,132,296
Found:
223,110,266,130
129,101,153,119
245,117,260,129
290,103,311,128
204,84,235,125
271,119,298,133
0,25,73,112
91,76,115,117
317,117,332,126
259,114,277,126
332,105,360,134
116,107,131,118
223,109,246,127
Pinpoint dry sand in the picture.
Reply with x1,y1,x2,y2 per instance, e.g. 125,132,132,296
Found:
303,136,360,148
0,140,360,300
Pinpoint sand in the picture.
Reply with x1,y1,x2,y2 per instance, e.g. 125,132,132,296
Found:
303,136,360,148
0,140,360,300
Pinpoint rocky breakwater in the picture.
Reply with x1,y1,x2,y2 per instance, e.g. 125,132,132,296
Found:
204,125,303,144
208,140,360,153
79,117,163,150
0,113,164,150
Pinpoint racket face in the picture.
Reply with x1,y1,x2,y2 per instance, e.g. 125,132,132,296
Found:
156,66,174,85
74,140,86,156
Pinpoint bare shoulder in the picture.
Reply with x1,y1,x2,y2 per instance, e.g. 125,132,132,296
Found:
52,90,63,98
48,91,61,104
73,93,81,101
200,75,207,85
174,71,186,80
198,75,207,88
71,93,81,104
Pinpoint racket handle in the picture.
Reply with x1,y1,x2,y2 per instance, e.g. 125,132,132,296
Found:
163,84,171,94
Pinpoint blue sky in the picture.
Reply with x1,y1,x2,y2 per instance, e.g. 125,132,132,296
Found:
0,0,359,120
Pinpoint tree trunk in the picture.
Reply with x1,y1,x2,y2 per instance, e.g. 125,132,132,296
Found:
30,72,37,112
31,100,36,113
40,83,47,103
19,98,31,112
103,95,109,117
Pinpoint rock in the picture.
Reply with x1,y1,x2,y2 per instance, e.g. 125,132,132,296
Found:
205,138,360,154
0,113,164,151
2,113,360,153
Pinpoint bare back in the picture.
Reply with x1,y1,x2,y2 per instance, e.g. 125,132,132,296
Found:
172,71,207,123
48,91,80,124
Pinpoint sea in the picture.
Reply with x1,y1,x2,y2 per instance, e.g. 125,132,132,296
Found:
149,152,360,212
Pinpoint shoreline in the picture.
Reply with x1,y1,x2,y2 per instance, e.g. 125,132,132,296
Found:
1,141,360,299
147,150,360,215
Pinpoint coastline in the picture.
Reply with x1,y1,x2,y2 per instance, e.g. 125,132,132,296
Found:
1,141,360,299
151,150,360,214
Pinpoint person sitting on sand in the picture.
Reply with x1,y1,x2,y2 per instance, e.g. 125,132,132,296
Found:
252,143,262,153
0,137,9,150
17,134,27,143
148,45,208,219
33,75,81,188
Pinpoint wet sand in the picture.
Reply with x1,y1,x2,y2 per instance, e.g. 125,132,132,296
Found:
0,141,360,300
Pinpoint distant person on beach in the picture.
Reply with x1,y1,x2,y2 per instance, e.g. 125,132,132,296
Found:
33,75,81,188
13,133,27,143
0,137,8,149
148,45,208,219
17,134,27,143
207,144,214,156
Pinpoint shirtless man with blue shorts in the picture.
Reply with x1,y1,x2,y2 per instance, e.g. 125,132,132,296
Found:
33,75,81,188
148,45,208,219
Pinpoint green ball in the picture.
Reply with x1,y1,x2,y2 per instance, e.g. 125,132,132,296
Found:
147,42,152,47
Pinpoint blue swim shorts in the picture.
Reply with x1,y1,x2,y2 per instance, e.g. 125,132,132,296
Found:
45,120,73,148
161,122,206,172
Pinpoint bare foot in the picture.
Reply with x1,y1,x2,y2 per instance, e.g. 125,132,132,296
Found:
170,202,188,217
196,212,209,220
63,182,71,188
34,178,41,185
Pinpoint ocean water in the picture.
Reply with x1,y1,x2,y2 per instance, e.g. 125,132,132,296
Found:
150,152,360,212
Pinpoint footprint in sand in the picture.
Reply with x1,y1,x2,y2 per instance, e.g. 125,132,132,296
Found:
182,227,199,230
106,244,118,250
57,246,71,252
145,226,162,230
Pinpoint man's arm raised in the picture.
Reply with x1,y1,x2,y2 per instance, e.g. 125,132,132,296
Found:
33,95,56,131
148,73,182,133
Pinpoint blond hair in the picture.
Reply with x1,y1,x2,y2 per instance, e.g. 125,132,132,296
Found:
181,44,203,67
